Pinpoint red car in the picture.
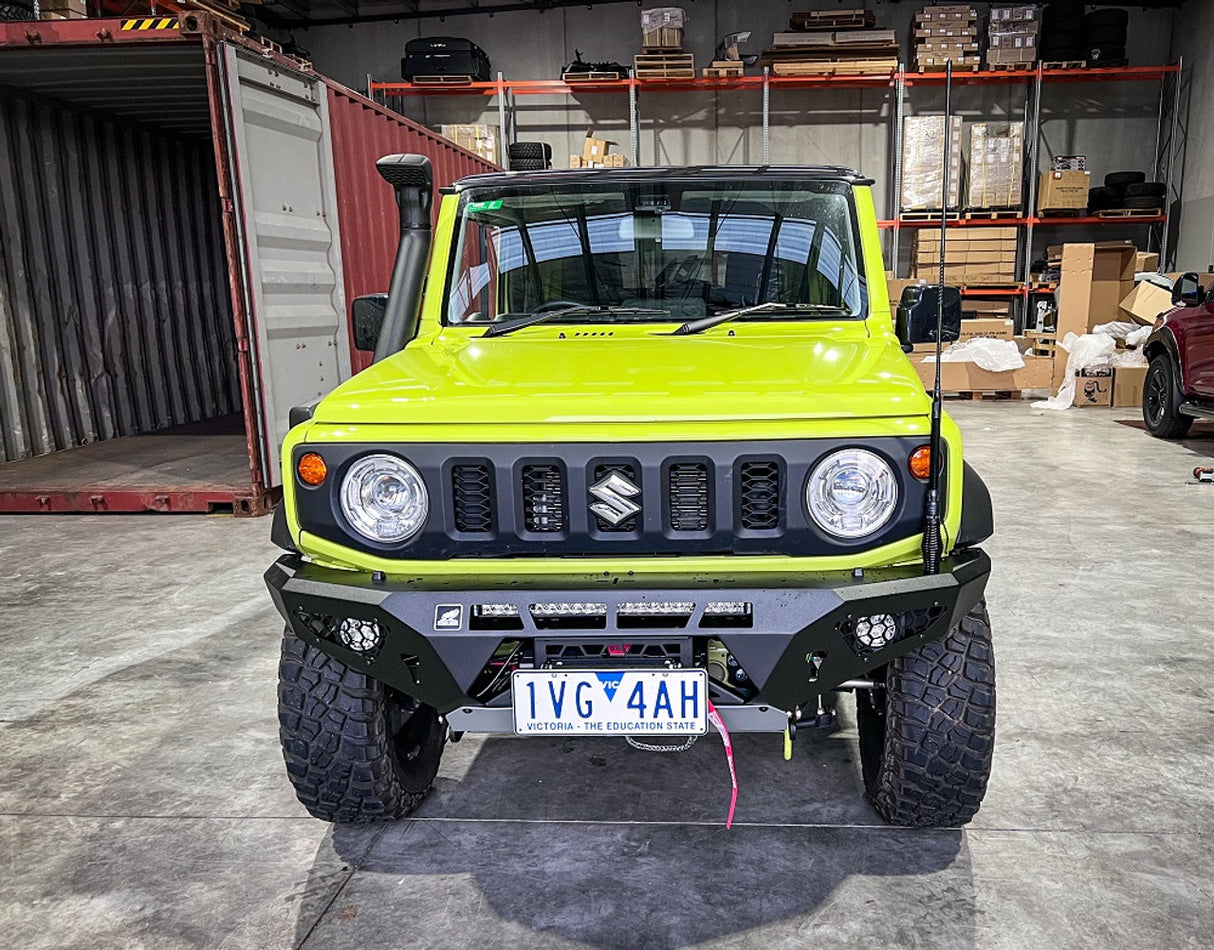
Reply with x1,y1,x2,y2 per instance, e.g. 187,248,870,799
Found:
1142,272,1214,438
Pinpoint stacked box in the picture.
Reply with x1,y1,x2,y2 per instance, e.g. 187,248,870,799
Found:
966,122,1024,209
569,132,627,168
40,0,87,18
641,7,685,49
913,5,979,71
987,5,1038,67
912,227,1018,284
901,115,963,210
439,124,498,166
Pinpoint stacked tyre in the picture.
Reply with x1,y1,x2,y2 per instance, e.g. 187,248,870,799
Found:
1039,0,1085,64
0,0,34,20
1088,172,1166,214
508,142,552,171
1039,2,1129,67
1085,8,1128,68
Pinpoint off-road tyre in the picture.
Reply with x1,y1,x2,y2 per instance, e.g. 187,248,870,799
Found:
1124,182,1166,199
1085,8,1129,31
856,598,995,827
1143,351,1193,439
508,141,552,162
1123,195,1164,210
278,627,446,822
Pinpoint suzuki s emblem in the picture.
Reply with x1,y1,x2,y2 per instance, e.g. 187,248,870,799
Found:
589,471,641,525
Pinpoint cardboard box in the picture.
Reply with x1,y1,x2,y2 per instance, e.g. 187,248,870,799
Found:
1073,371,1113,407
1136,251,1160,272
602,153,627,168
582,133,614,163
1112,366,1148,408
439,124,499,165
908,354,1053,392
569,155,584,168
901,115,963,210
1056,242,1137,339
1038,170,1091,212
1119,279,1173,325
958,318,1014,340
966,122,1023,209
41,0,87,12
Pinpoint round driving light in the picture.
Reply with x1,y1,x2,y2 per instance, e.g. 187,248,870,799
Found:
340,454,428,543
806,449,898,539
908,445,932,481
337,618,384,654
297,452,327,486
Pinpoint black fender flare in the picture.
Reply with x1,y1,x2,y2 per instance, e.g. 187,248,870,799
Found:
1143,326,1187,392
956,462,993,548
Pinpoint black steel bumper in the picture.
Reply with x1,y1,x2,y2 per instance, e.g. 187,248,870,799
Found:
265,549,990,727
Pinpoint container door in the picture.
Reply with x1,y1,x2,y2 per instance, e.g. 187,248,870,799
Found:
220,43,351,487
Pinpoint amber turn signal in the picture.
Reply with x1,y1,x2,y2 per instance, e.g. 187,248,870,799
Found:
908,445,932,480
297,452,328,486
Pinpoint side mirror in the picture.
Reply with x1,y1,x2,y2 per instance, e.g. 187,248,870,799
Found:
1172,272,1206,307
352,294,388,351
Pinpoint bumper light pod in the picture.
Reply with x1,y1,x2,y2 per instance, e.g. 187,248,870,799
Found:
337,618,384,654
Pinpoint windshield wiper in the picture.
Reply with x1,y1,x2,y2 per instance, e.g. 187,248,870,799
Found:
672,302,845,335
482,305,671,338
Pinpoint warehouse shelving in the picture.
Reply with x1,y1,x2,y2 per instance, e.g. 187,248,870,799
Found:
370,58,1184,302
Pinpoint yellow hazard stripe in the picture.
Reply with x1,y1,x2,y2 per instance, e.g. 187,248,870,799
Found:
121,17,179,31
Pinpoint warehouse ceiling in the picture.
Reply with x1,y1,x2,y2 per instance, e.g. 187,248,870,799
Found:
252,0,1183,30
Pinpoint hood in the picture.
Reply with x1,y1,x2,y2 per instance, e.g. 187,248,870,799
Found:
312,323,931,427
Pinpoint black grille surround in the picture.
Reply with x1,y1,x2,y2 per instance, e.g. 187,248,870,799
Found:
293,438,939,560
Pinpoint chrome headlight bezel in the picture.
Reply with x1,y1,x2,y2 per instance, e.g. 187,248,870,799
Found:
339,453,429,544
805,448,899,540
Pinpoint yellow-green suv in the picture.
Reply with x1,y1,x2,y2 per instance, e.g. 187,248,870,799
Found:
265,157,995,828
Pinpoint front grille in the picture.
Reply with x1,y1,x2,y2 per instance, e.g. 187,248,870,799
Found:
522,464,565,532
667,462,709,531
740,460,781,530
451,463,493,533
591,463,639,532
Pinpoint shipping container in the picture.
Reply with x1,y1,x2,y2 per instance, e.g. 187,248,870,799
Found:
0,14,496,514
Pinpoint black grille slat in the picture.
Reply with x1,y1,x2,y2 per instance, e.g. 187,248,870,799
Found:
740,460,781,530
452,464,493,533
591,463,639,532
667,462,709,531
522,464,566,532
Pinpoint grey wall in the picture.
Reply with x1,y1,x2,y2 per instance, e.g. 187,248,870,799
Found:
298,1,1175,256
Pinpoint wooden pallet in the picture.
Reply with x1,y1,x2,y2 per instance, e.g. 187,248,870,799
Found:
412,75,476,85
915,62,981,73
1038,208,1086,217
946,390,1023,401
634,52,695,80
773,58,898,77
964,209,1022,220
986,61,1037,72
1095,207,1163,218
703,62,745,78
562,71,626,83
790,9,876,31
901,209,961,222
1042,60,1086,70
1023,331,1058,359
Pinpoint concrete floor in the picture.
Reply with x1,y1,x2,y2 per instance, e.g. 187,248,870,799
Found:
1,402,1212,949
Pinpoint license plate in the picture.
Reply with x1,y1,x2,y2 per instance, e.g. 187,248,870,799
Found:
511,669,708,737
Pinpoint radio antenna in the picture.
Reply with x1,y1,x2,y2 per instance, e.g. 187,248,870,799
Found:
921,59,951,576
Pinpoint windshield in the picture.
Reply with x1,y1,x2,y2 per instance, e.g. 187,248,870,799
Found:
443,178,867,326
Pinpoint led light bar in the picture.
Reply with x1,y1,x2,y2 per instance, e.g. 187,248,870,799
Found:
617,601,696,616
473,603,520,618
529,602,608,618
704,601,753,616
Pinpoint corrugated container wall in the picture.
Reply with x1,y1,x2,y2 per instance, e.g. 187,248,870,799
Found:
326,87,495,373
0,87,239,462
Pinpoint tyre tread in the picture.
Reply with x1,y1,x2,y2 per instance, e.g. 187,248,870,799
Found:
278,630,428,823
870,600,996,827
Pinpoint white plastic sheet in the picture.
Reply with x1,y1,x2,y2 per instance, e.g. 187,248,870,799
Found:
1031,333,1116,410
925,338,1026,372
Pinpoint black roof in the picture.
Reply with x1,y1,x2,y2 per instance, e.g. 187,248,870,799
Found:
453,165,874,190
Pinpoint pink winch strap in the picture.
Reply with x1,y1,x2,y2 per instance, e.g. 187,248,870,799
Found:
706,701,738,829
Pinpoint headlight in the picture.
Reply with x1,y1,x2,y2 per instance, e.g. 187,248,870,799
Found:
806,449,898,539
340,454,428,543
